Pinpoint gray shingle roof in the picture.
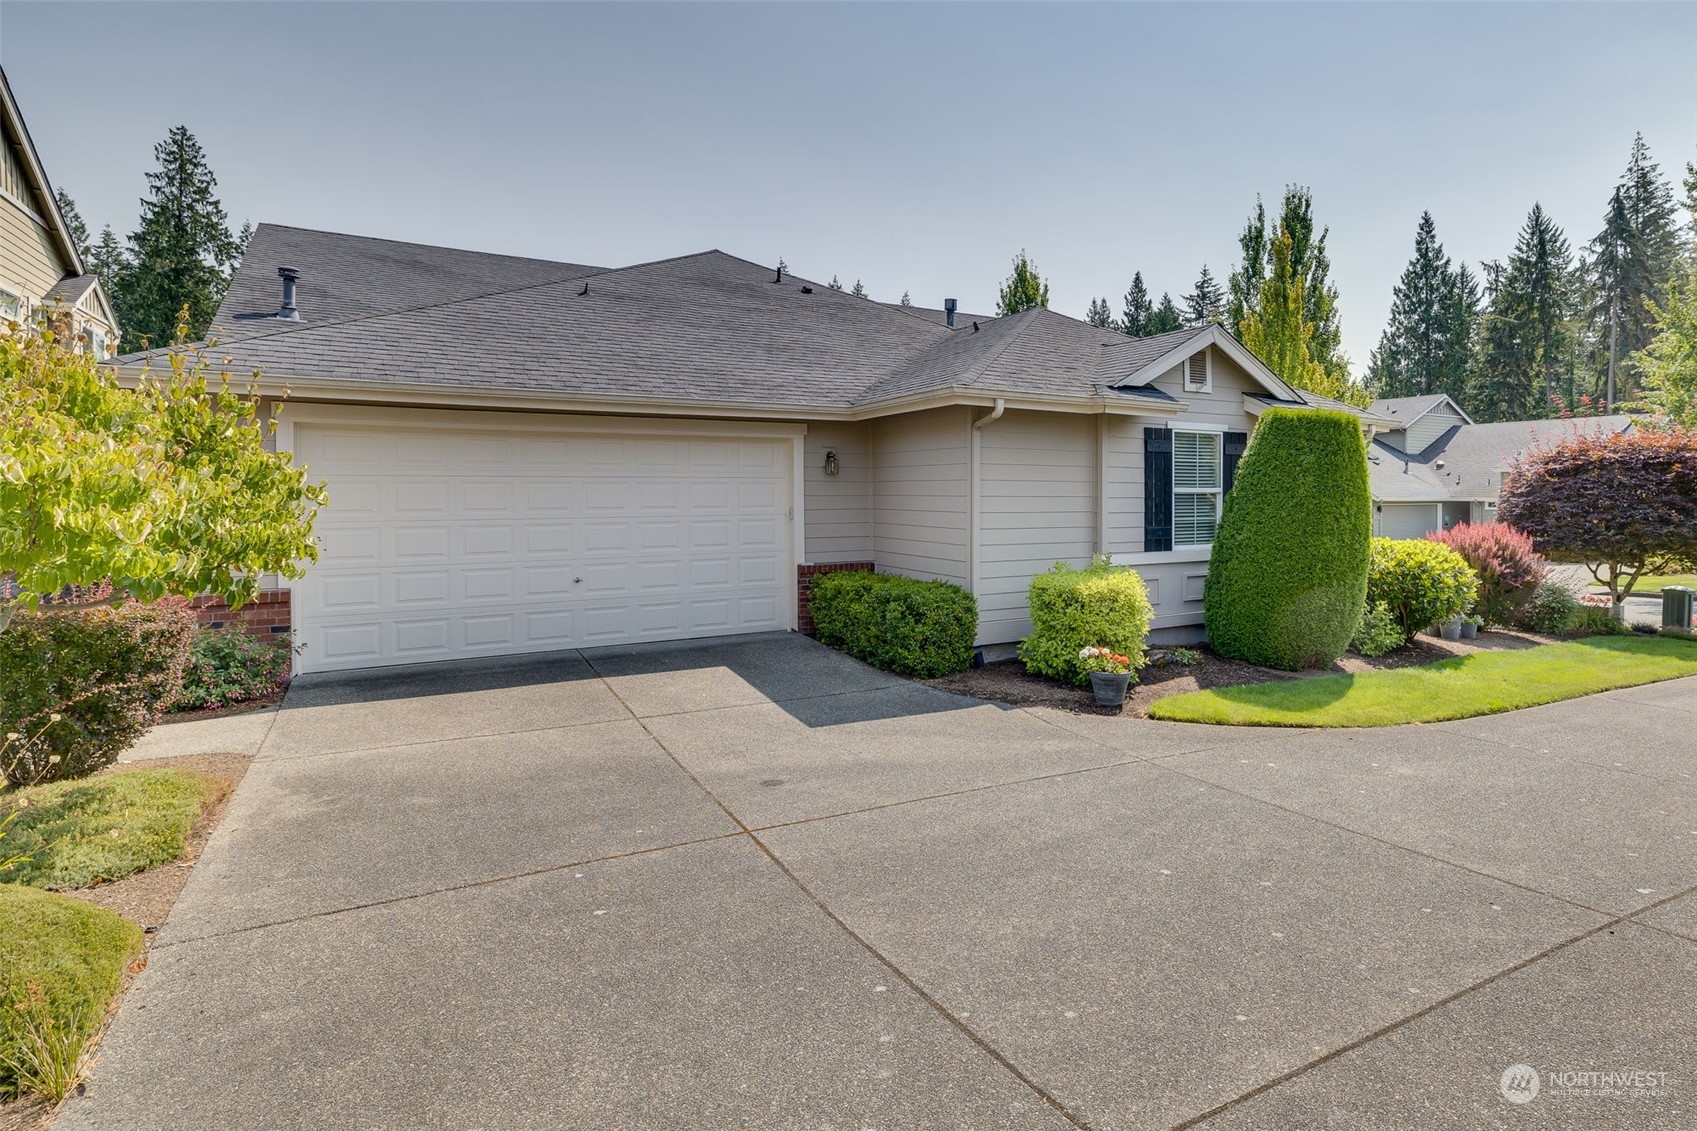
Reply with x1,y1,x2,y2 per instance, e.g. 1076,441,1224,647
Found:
1369,394,1456,421
1368,415,1634,501
41,274,98,305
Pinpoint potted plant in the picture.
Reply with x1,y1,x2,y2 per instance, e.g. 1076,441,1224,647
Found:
1078,646,1135,707
1460,613,1482,640
1439,615,1464,642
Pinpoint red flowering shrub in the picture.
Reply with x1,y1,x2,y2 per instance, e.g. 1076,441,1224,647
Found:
1427,522,1548,627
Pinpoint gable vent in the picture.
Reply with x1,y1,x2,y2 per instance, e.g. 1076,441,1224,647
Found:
1184,351,1210,392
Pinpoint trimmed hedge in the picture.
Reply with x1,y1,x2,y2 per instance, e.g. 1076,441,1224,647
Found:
808,570,978,678
0,602,197,785
1019,555,1153,685
1366,537,1478,641
1202,409,1372,670
0,883,143,1099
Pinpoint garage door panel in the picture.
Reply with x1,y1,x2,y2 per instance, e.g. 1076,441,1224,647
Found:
293,421,793,673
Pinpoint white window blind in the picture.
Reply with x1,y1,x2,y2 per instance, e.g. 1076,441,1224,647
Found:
1171,430,1221,546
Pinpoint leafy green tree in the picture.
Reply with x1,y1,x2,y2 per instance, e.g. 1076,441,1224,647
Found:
1226,197,1267,332
1368,212,1474,402
54,189,89,259
0,324,326,631
996,250,1050,316
1635,267,1697,426
1148,293,1183,334
1120,272,1152,337
1241,229,1321,392
1085,296,1116,330
1469,204,1575,421
114,127,240,351
1229,186,1349,389
1183,265,1225,326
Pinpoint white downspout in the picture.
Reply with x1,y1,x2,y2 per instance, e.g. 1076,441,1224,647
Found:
969,398,1006,608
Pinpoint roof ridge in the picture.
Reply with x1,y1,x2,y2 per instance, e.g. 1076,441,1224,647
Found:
945,308,1039,391
250,222,599,271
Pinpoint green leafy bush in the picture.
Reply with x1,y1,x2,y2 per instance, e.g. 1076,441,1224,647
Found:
1426,522,1547,626
0,769,213,890
1350,601,1405,657
1512,581,1581,634
808,570,978,678
1203,409,1372,670
1365,538,1478,641
0,602,196,785
0,883,143,1100
1564,605,1631,637
1020,556,1152,685
173,629,292,711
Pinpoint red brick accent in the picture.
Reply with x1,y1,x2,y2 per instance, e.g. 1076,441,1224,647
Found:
189,588,292,640
797,562,875,636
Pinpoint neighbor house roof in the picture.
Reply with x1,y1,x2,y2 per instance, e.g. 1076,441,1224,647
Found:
123,225,1291,418
1368,414,1634,502
1368,393,1475,428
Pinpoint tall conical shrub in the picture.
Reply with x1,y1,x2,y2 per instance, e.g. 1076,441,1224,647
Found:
1202,408,1371,669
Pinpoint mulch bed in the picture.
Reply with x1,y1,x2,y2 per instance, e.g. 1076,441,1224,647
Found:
923,629,1557,717
158,690,285,725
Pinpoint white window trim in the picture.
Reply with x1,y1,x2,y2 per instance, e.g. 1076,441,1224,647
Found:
1170,427,1222,548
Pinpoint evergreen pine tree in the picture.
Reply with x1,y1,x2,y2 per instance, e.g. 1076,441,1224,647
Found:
827,275,843,291
996,250,1049,316
54,188,90,259
899,291,912,307
1469,204,1576,421
116,126,239,350
1182,265,1225,326
1148,293,1184,335
1443,263,1482,406
85,226,128,297
1085,296,1116,330
1120,272,1152,337
850,279,868,299
1369,212,1473,401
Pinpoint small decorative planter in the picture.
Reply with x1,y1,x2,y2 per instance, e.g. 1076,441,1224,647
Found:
1090,671,1132,707
1460,619,1479,640
1440,616,1463,642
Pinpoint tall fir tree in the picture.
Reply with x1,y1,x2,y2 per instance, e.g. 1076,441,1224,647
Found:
1228,186,1349,389
1182,265,1225,326
996,250,1050,316
54,188,90,259
827,275,843,291
1147,293,1183,335
85,226,128,296
1469,204,1576,421
899,290,913,307
1120,272,1153,337
850,279,868,299
1367,212,1474,404
116,126,240,350
1084,296,1116,330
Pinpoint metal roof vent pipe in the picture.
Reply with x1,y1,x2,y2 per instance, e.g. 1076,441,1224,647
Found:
276,266,301,320
944,298,957,328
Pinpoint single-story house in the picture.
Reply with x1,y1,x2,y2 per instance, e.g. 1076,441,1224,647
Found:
119,225,1382,674
1367,394,1633,539
0,67,119,353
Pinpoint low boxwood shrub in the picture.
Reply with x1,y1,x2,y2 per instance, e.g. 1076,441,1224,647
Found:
808,570,977,678
1512,581,1582,634
0,883,143,1101
1427,522,1547,627
1020,555,1152,685
0,602,197,786
1203,409,1373,670
173,629,293,711
1349,601,1405,657
1366,538,1478,641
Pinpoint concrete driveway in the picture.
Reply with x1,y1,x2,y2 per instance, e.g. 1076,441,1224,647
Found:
65,633,1697,1130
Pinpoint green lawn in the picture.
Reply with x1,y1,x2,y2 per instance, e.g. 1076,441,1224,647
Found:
1148,636,1697,728
1590,574,1697,593
0,769,214,890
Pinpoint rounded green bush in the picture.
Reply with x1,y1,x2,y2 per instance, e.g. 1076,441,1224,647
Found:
1019,555,1152,685
1366,537,1478,640
1202,408,1372,670
808,570,978,678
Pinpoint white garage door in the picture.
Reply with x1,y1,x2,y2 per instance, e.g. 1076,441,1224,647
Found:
291,419,793,673
1377,503,1441,540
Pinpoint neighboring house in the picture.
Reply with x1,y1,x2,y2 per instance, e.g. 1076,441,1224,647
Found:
117,225,1378,674
1367,394,1633,539
0,68,118,353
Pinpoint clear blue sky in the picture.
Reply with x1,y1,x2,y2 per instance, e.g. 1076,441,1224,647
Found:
4,2,1694,370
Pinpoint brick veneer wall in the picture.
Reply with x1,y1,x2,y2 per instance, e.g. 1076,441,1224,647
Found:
190,588,291,639
797,561,875,636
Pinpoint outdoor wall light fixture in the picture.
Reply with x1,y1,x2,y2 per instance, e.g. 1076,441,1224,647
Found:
823,448,840,476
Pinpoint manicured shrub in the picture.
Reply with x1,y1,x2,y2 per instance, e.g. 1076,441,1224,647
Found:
1203,409,1372,670
0,602,196,786
1512,581,1582,635
1020,556,1153,684
808,570,978,678
173,629,293,711
1427,522,1548,627
0,883,143,1100
1365,538,1478,641
1349,601,1405,657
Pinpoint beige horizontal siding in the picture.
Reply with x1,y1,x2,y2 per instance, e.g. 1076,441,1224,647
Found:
0,198,68,301
803,421,872,564
871,407,971,587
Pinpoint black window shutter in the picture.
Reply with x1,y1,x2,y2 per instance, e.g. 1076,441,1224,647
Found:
1223,430,1249,495
1144,427,1173,552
